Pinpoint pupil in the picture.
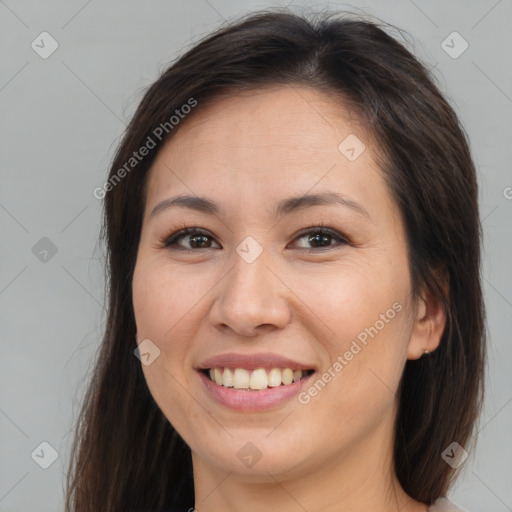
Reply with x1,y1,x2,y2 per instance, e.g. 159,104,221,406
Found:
191,235,209,248
310,234,330,247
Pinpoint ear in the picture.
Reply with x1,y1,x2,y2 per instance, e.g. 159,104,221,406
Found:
407,274,448,360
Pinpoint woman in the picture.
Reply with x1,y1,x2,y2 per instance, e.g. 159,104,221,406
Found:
65,9,486,512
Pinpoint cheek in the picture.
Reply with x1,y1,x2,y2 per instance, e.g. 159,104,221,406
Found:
299,255,411,401
131,260,192,412
132,259,203,345
132,260,205,432
293,254,406,338
296,297,409,456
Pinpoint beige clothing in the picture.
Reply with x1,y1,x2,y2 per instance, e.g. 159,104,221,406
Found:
428,497,467,511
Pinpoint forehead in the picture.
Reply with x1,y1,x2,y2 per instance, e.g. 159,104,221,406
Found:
144,85,395,224
159,85,371,162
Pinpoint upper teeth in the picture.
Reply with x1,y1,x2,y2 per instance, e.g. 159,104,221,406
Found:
208,367,306,389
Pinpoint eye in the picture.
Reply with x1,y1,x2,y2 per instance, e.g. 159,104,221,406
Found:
163,227,220,251
289,226,350,252
162,225,350,252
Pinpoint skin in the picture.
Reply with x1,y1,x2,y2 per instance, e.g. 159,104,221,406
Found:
132,85,446,512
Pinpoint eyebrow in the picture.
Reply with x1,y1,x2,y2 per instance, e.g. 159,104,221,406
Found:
149,191,371,221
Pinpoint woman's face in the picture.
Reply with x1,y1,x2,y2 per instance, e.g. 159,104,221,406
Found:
132,86,437,480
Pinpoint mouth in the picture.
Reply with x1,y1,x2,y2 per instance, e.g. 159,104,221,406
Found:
200,367,315,390
195,352,317,410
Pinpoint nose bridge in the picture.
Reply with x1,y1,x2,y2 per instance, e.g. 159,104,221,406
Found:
231,239,273,298
211,238,290,334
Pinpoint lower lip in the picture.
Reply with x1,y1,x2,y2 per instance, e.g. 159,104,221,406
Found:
197,370,314,411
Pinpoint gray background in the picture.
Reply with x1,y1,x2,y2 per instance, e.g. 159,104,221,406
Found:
1,1,511,511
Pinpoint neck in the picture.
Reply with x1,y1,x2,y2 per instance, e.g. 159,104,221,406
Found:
190,414,428,512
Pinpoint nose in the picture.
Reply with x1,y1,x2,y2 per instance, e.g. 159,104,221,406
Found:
208,248,291,337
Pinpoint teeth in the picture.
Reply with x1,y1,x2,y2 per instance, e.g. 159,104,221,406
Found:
214,368,223,386
282,368,293,385
206,367,308,389
249,369,268,390
222,367,234,387
268,368,282,387
233,368,250,389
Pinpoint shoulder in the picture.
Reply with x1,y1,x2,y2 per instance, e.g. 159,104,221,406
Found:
428,497,468,511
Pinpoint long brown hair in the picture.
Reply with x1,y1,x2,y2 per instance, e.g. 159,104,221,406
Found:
65,8,486,511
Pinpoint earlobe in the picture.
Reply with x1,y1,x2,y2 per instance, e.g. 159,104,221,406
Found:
407,287,447,360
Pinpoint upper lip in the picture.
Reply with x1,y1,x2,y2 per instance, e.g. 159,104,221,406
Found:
196,352,316,371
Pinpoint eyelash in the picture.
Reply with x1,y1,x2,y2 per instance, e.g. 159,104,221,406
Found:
161,223,351,253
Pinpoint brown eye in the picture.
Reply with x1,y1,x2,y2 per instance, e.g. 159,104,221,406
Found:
164,228,220,250
162,226,350,252
290,227,350,252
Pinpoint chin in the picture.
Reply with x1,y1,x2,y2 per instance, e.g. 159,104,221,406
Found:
189,432,316,479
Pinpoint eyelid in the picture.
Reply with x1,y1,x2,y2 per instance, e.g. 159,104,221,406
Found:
161,224,351,252
291,226,351,247
163,227,220,250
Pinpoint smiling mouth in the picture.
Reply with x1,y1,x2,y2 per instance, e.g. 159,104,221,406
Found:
201,367,315,390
